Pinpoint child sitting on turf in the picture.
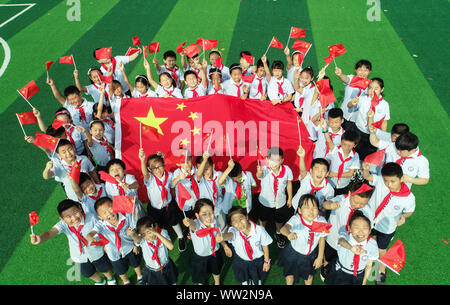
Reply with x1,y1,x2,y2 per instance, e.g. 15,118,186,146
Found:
325,210,378,285
42,139,99,202
85,120,115,171
324,129,361,196
86,197,143,285
73,67,111,106
267,60,294,105
222,63,250,100
279,194,328,285
127,215,178,285
256,147,293,249
144,57,183,98
139,149,186,252
362,162,415,285
153,50,184,89
30,199,116,285
293,146,334,214
219,159,257,215
216,206,272,285
313,108,345,159
247,56,271,100
182,198,232,285
118,62,157,98
171,153,199,219
183,60,208,98
70,172,107,217
207,50,230,82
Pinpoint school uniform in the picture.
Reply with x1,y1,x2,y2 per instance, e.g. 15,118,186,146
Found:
326,146,360,192
385,147,429,189
222,171,257,214
267,77,294,102
294,83,315,124
222,79,250,98
155,85,183,98
64,99,95,130
326,232,378,285
248,76,268,100
89,137,114,167
85,83,111,106
207,83,224,95
287,65,302,87
228,221,273,284
93,212,141,275
339,75,369,122
173,167,198,217
197,171,226,228
102,118,115,145
355,95,390,135
258,165,293,223
80,183,107,217
189,218,223,285
65,125,87,155
100,56,130,93
277,214,328,283
207,64,231,82
131,87,157,98
313,127,345,159
53,212,112,278
368,175,415,249
184,64,202,82
137,228,178,285
183,83,207,98
52,155,95,202
292,172,335,212
159,64,184,89
241,66,254,77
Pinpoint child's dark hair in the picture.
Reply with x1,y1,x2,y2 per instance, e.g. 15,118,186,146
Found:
111,80,123,91
194,198,214,215
78,172,93,187
135,75,150,87
159,72,177,88
94,197,112,213
349,181,374,198
226,206,248,226
46,126,66,138
229,161,243,178
370,77,384,96
298,194,319,210
147,152,165,166
391,123,409,136
89,119,105,130
395,132,418,151
267,147,284,159
229,63,242,73
195,155,213,167
184,70,198,79
341,130,361,146
311,158,330,171
56,139,74,152
136,215,158,234
348,210,371,228
256,58,270,70
300,66,314,79
163,50,176,60
57,199,83,216
355,59,372,71
239,51,252,58
271,60,284,71
208,67,222,80
63,86,81,97
87,67,102,84
93,102,112,115
106,158,126,172
328,108,344,120
209,50,221,58
381,162,403,179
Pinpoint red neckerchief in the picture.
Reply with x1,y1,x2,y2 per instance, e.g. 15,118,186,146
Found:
396,150,421,165
299,214,314,255
207,176,219,203
190,87,199,98
196,226,220,256
66,126,77,151
164,64,179,83
337,146,355,183
309,178,327,195
352,235,371,277
98,138,114,159
163,86,174,97
256,77,264,96
277,79,285,96
76,106,86,122
103,119,115,130
213,86,221,94
239,221,257,260
146,228,163,273
233,178,243,201
185,173,200,199
235,82,243,97
117,176,126,196
106,214,126,251
374,182,411,220
270,166,286,202
154,171,169,208
101,57,117,75
68,213,88,254
324,128,344,156
370,93,383,112
88,186,103,201
92,82,109,102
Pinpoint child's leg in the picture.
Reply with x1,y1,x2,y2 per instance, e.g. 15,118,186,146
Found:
89,271,103,283
285,275,294,285
378,248,387,274
134,265,142,278
304,274,314,285
275,222,284,233
172,223,184,239
259,219,267,228
102,270,114,280
212,273,221,285
119,273,129,284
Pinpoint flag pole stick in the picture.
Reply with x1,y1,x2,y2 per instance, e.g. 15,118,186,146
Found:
203,40,206,61
72,54,77,71
139,122,142,148
377,259,400,275
285,27,292,49
17,90,35,109
263,38,272,58
206,130,213,154
30,225,34,235
16,114,27,137
296,117,302,146
333,58,337,68
226,132,232,160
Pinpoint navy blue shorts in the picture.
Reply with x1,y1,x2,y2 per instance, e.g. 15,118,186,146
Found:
258,203,293,224
79,253,112,278
371,229,395,250
110,250,142,275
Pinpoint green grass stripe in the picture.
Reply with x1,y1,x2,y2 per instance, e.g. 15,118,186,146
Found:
307,0,450,285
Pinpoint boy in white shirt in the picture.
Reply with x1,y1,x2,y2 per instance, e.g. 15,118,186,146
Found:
153,50,185,90
247,56,271,100
222,63,250,100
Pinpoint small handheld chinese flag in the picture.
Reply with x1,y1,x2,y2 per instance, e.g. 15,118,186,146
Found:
177,183,192,211
256,146,268,167
19,80,39,100
349,76,371,90
215,56,223,69
147,42,160,54
69,160,81,183
52,118,68,130
196,38,218,51
29,211,39,234
99,74,113,84
290,27,306,39
184,44,201,58
315,78,336,108
378,240,405,275
328,43,346,57
125,47,140,56
45,61,54,71
242,53,254,65
95,47,112,60
132,35,141,46
364,148,386,167
112,195,135,214
33,132,59,152
176,41,187,54
16,112,37,125
59,54,75,65
143,45,148,58
269,36,283,49
242,74,256,83
292,40,312,55
310,221,332,233
98,170,119,184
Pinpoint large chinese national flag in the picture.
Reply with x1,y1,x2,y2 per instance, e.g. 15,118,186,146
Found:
115,95,314,202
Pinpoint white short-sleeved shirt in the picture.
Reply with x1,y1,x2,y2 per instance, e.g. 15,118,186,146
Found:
207,64,231,82
258,165,293,209
222,171,257,214
222,79,250,98
105,174,139,200
340,75,369,122
101,119,115,145
355,95,390,134
93,212,136,261
313,127,345,159
155,85,183,98
65,125,87,155
267,77,294,101
52,155,95,202
336,232,379,274
287,65,303,86
326,195,374,250
89,137,114,167
287,214,329,255
385,148,429,189
248,76,268,99
144,172,173,210
173,167,198,212
85,83,111,106
183,83,207,98
64,99,95,130
294,83,315,113
100,56,130,93
81,183,106,217
131,87,157,98
207,83,224,95
159,64,184,89
138,229,171,269
368,175,416,234
227,222,272,261
190,218,221,257
292,172,335,211
197,171,224,215
53,212,104,263
326,146,360,189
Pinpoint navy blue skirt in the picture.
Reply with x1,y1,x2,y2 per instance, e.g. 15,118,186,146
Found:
232,255,267,284
142,258,178,285
189,250,223,285
325,261,364,285
277,243,319,283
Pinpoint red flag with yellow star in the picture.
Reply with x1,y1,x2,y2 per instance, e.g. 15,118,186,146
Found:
33,132,59,151
95,47,112,60
378,240,405,275
19,80,39,100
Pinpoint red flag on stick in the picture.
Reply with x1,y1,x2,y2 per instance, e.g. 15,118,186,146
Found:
242,53,254,65
364,149,386,167
99,74,113,84
29,211,39,226
310,221,332,233
95,47,112,60
147,42,160,54
19,80,39,100
184,44,201,58
125,47,140,56
328,43,346,57
378,240,405,275
59,54,75,65
98,170,119,184
16,112,37,125
132,35,141,46
196,38,218,51
292,40,312,55
52,118,68,130
33,132,59,152
69,160,81,183
143,45,148,58
112,195,135,214
45,61,54,71
315,78,336,108
349,76,371,90
177,183,192,210
269,36,283,49
290,27,306,39
176,41,187,54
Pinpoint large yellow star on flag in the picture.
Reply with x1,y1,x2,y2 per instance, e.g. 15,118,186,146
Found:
134,107,168,135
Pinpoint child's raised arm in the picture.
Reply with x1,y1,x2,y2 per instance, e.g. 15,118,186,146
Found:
218,159,234,186
30,227,59,245
73,69,88,93
46,77,66,106
32,108,48,132
119,62,135,94
144,58,159,90
196,151,209,182
42,161,55,180
284,47,292,71
362,162,374,183
69,174,84,202
320,118,336,153
138,148,150,181
334,67,350,84
200,59,208,90
296,145,308,180
152,56,162,73
261,54,271,83
127,48,142,63
95,86,106,120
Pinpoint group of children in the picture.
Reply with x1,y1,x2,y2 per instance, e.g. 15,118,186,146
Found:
27,43,429,286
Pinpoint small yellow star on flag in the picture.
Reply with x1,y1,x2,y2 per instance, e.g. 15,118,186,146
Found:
134,107,168,135
180,138,190,147
191,126,201,135
176,102,186,111
188,111,199,120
